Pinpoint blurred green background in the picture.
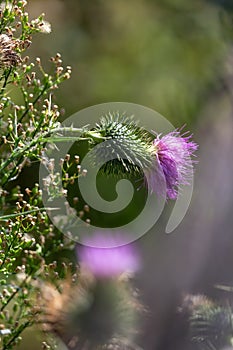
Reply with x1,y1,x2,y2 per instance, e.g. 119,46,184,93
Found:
17,0,233,349
27,0,232,124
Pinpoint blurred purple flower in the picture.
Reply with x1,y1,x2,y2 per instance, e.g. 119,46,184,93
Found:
77,234,140,278
146,131,198,199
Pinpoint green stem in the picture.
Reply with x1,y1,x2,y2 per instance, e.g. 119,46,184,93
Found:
0,83,49,147
0,273,31,313
0,223,20,271
0,207,59,221
0,67,12,98
2,321,32,350
18,83,49,124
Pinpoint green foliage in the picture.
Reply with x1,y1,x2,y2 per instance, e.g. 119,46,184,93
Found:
47,0,233,125
0,1,77,348
0,2,147,348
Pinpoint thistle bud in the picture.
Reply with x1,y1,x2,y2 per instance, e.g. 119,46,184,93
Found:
180,294,233,349
37,234,142,349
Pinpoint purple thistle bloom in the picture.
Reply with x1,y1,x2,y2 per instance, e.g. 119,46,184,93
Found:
77,233,140,278
146,130,198,199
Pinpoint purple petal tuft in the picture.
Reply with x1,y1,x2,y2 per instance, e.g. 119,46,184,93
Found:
76,233,140,278
146,131,198,199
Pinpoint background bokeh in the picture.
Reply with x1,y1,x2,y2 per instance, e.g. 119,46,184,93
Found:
17,0,233,349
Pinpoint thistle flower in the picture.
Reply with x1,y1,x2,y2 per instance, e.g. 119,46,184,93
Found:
89,114,198,199
37,270,141,349
0,34,21,67
77,233,140,278
146,130,198,199
37,234,142,349
180,294,233,349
